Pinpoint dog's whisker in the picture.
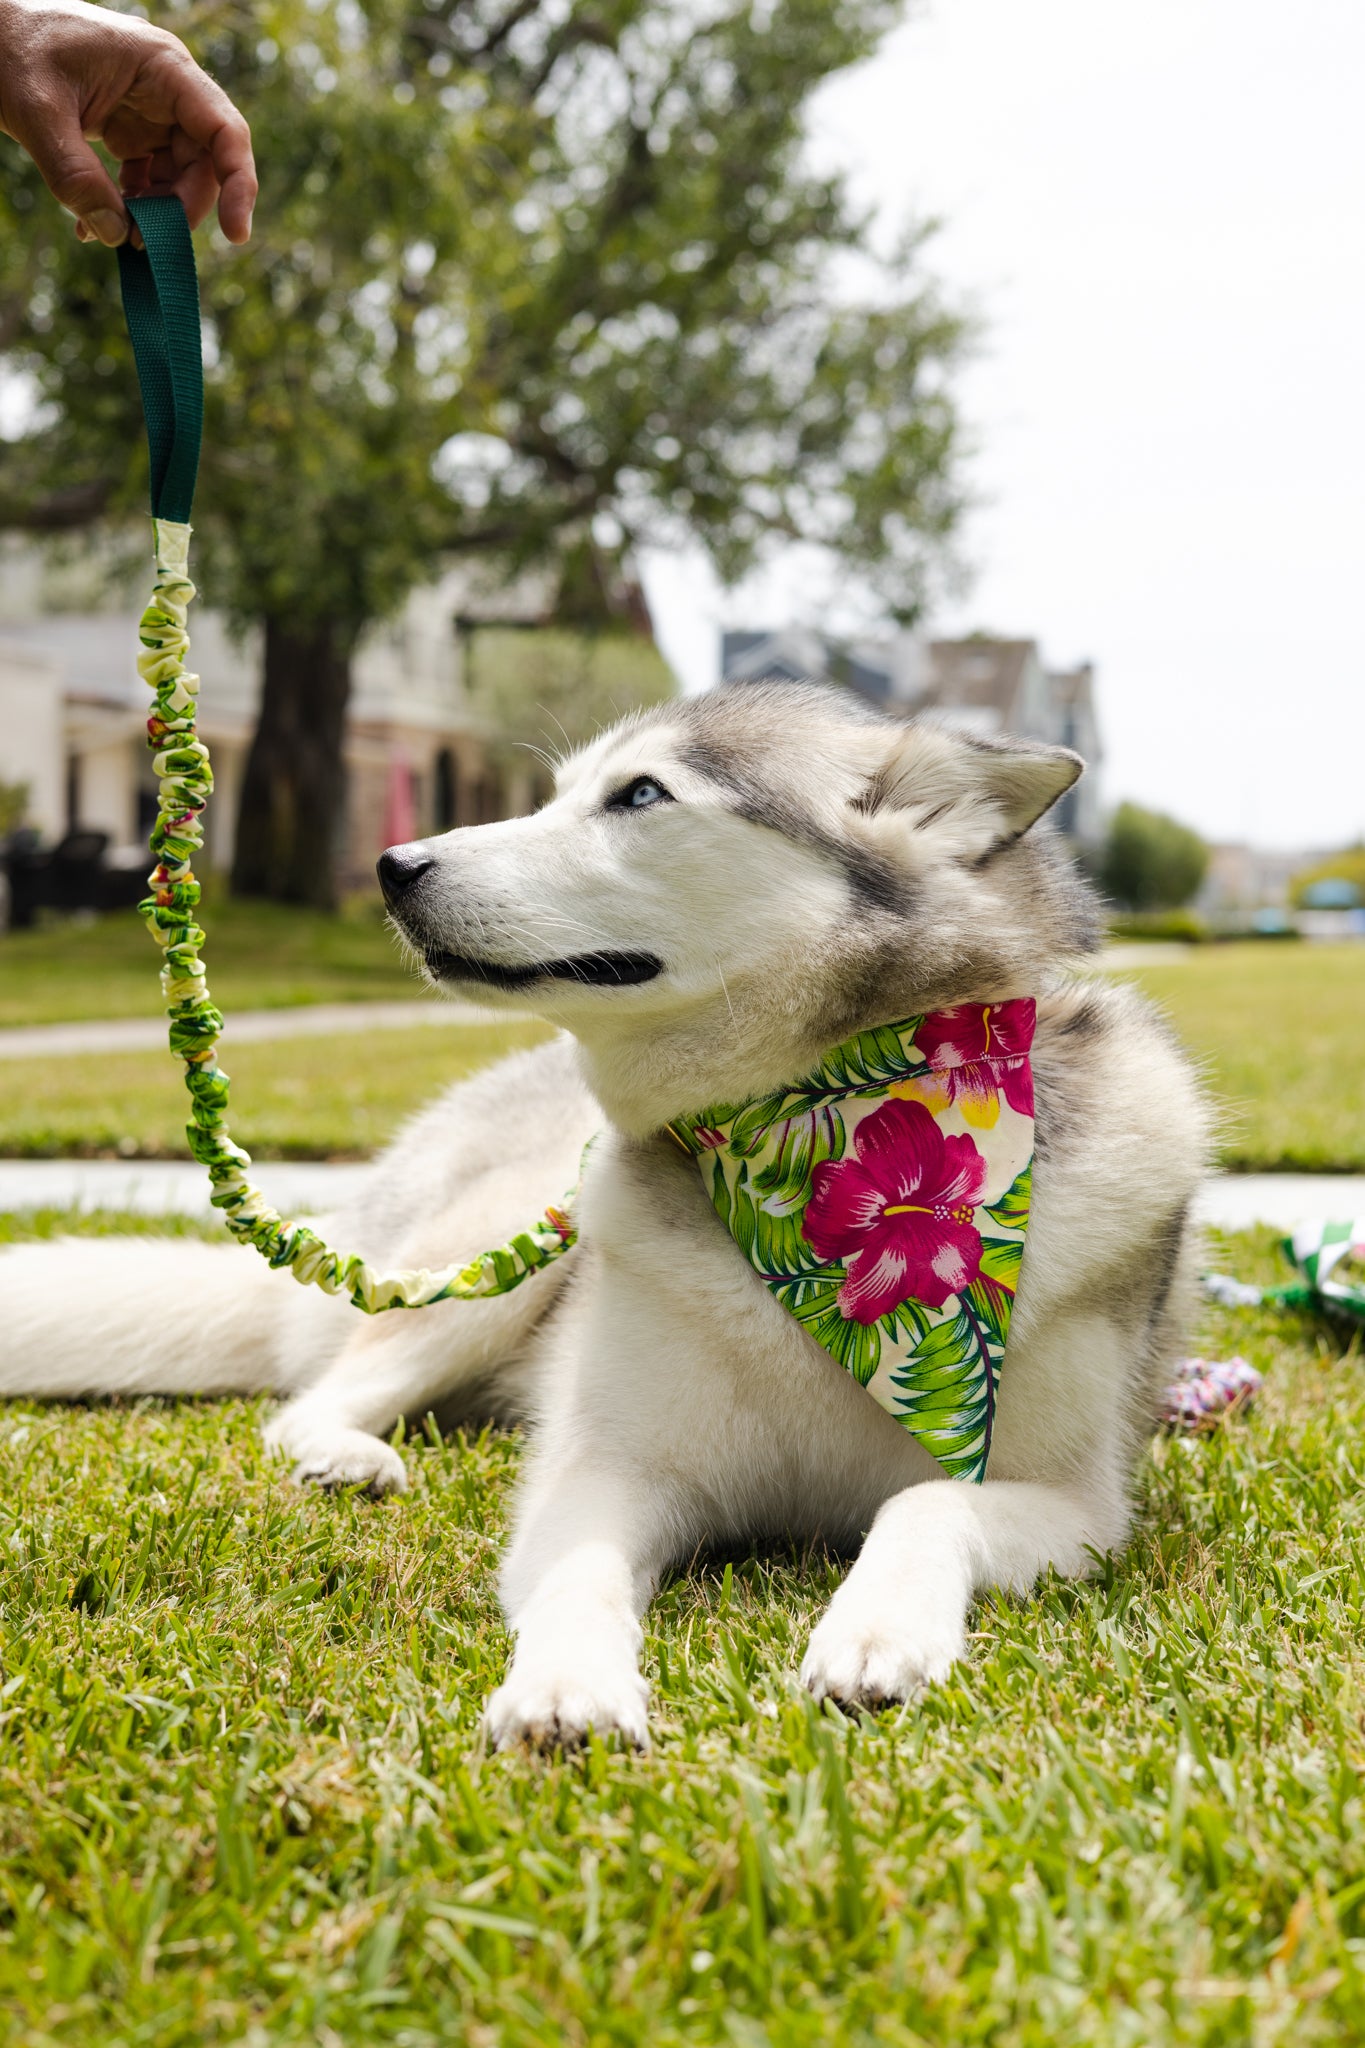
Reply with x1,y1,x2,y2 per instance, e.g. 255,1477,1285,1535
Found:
712,955,738,1037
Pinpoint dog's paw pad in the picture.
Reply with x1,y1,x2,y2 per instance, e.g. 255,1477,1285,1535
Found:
484,1665,650,1754
800,1604,965,1709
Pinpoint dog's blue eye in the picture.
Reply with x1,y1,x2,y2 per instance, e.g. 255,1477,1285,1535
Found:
607,777,673,812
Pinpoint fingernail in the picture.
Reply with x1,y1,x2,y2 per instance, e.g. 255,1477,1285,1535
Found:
74,219,93,243
86,208,128,247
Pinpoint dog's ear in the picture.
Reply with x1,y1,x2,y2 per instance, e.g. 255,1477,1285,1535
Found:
857,722,1083,860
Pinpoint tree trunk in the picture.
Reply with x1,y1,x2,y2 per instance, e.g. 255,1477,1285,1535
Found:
230,614,355,910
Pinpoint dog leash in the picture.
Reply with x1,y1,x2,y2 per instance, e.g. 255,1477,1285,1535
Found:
117,195,581,1311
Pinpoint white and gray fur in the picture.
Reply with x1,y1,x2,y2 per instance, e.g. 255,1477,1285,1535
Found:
0,683,1210,1750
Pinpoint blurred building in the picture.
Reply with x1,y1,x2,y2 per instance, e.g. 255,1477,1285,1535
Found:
720,628,1103,842
0,543,669,893
1196,843,1327,916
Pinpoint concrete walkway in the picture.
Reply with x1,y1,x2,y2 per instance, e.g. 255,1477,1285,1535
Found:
0,997,498,1061
1,1157,1361,1233
0,1157,369,1217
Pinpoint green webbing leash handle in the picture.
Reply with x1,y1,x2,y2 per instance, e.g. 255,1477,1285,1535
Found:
117,195,203,523
117,200,583,1314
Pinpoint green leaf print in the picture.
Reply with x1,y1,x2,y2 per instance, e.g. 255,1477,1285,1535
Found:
811,1018,926,1095
801,1290,881,1385
724,1017,930,1137
890,1296,1002,1483
978,1235,1023,1291
772,1269,847,1315
878,1294,936,1348
724,1162,758,1262
984,1159,1032,1232
964,1236,1022,1354
709,1152,732,1231
746,1102,844,1212
753,1197,828,1282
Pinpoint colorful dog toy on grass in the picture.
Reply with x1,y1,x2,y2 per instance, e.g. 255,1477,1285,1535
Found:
1204,1221,1365,1329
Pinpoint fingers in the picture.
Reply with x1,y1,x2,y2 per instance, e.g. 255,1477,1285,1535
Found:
161,44,256,242
12,92,129,244
1,7,256,247
169,151,222,234
116,130,237,235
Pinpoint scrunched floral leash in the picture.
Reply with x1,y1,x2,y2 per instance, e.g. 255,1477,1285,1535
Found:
119,196,579,1314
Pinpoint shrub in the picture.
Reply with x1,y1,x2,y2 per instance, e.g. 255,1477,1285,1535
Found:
1100,802,1208,912
1107,908,1210,943
0,780,30,836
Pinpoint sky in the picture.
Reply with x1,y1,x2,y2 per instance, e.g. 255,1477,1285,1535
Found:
639,0,1365,852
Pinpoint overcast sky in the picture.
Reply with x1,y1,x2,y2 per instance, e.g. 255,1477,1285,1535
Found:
640,0,1365,852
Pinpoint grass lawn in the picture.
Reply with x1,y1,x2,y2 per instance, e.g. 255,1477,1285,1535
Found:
2,1216,1364,2044
3,936,1361,1172
1109,942,1365,1173
0,1021,549,1160
0,898,417,1029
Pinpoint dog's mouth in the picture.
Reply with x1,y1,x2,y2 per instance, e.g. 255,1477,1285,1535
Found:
425,947,664,991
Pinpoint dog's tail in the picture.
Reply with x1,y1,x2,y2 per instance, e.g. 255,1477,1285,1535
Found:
0,1233,307,1399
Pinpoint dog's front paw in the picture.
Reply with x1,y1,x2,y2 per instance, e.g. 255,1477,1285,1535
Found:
485,1658,650,1754
264,1417,409,1496
800,1590,967,1709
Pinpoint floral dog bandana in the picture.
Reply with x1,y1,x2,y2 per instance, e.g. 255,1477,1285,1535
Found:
669,1000,1037,1482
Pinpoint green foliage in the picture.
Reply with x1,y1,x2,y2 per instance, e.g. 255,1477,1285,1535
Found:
1107,908,1211,942
0,779,30,835
0,0,966,628
2,1219,1365,2043
1290,845,1365,908
464,624,676,754
1101,801,1209,913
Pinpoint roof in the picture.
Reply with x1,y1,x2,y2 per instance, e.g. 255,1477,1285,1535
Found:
1047,663,1095,710
922,639,1035,721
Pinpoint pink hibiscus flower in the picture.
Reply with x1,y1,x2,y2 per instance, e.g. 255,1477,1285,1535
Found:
889,998,1036,1129
803,1097,989,1324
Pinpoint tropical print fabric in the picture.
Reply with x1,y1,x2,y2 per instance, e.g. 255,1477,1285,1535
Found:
670,1001,1038,1483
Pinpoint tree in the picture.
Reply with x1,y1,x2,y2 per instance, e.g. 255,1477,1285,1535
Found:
0,0,967,906
1100,802,1208,913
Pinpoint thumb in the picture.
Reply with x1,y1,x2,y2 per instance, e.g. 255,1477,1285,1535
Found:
17,97,129,245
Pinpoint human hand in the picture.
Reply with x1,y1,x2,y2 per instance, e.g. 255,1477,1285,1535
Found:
0,0,256,246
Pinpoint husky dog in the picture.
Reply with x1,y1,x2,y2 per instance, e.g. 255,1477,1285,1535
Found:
0,683,1209,1749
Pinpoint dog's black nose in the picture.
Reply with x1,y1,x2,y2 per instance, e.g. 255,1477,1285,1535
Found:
377,843,434,904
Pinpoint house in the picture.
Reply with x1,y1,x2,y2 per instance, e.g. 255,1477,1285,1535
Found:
0,543,672,894
1197,843,1327,916
719,628,1104,842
